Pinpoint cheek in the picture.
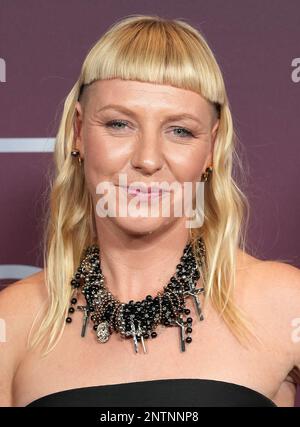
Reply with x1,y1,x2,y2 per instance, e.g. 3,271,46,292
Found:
82,126,129,177
166,145,209,183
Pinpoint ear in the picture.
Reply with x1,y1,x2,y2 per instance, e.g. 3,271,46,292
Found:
74,101,84,157
211,118,220,149
205,118,220,167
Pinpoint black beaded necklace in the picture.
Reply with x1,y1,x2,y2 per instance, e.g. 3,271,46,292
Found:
66,236,206,353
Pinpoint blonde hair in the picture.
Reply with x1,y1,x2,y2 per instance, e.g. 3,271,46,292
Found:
29,14,261,355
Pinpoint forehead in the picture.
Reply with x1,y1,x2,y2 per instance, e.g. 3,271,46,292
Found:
84,78,213,116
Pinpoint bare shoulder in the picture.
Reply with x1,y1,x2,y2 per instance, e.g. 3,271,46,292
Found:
0,270,47,406
0,270,48,326
1,269,47,299
0,269,48,351
244,252,299,298
236,248,300,297
236,249,300,365
253,256,300,348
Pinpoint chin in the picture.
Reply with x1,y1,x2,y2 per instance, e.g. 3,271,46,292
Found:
111,216,172,236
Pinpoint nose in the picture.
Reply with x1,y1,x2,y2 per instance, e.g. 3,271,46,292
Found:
130,131,164,176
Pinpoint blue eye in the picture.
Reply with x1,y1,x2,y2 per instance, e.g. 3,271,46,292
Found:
105,120,194,138
172,127,194,138
105,120,128,129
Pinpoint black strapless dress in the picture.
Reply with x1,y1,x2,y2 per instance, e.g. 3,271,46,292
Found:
26,379,277,407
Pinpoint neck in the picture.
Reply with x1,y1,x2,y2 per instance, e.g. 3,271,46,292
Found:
95,218,191,302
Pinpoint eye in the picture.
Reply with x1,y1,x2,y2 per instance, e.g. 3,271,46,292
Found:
105,120,195,139
171,127,194,138
105,119,128,130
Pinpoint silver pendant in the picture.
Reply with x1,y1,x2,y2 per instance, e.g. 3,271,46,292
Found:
77,305,90,337
129,317,147,354
175,315,186,352
186,279,204,321
137,320,147,354
96,321,111,343
130,319,139,353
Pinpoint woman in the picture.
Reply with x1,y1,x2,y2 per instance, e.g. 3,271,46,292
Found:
1,14,299,408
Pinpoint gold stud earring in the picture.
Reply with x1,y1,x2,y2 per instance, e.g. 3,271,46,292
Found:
71,149,82,165
201,166,213,182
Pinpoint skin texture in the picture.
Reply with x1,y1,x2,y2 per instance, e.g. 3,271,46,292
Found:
74,78,219,301
0,79,299,407
2,259,300,407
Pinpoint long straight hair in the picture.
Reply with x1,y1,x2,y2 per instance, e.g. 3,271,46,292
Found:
29,14,261,355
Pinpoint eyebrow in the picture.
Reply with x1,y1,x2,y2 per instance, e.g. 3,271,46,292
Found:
96,104,205,125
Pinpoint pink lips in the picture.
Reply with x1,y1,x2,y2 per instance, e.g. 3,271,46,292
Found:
118,185,169,199
129,186,160,194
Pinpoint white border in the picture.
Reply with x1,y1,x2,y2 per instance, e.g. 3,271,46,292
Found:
0,265,42,280
0,138,55,152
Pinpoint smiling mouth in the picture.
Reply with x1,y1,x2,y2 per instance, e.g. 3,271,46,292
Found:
119,185,169,194
117,185,170,198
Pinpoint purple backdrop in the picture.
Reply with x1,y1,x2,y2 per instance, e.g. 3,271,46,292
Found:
0,0,299,407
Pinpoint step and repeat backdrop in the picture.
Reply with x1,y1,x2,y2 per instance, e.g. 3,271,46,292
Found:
0,0,299,406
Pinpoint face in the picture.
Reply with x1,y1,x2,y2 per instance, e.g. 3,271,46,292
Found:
74,78,219,236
